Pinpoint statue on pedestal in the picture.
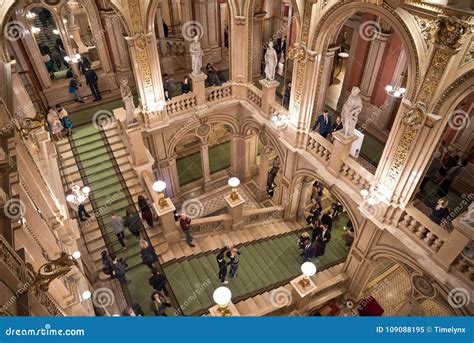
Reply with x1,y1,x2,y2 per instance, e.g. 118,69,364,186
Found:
264,41,278,82
341,87,362,137
190,35,203,76
120,78,136,124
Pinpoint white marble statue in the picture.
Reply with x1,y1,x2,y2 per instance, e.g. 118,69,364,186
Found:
264,41,278,82
120,79,136,124
341,87,363,137
190,35,203,76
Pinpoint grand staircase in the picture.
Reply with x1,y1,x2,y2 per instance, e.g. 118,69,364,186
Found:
56,123,165,272
164,217,348,315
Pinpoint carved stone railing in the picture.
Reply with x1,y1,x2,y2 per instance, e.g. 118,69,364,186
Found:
190,214,232,233
206,83,233,103
397,205,448,253
268,102,288,118
243,206,285,224
166,93,197,115
164,38,186,57
340,157,373,191
307,132,333,164
0,236,64,316
246,85,262,108
396,205,473,274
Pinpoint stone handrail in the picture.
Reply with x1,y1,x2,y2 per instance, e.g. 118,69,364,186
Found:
246,84,262,108
243,206,285,224
0,236,64,316
307,132,333,164
166,93,197,115
190,214,232,233
268,101,289,118
206,83,233,103
340,156,373,191
397,204,448,253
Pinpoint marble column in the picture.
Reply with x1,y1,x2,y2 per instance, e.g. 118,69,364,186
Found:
256,149,271,201
169,156,181,197
244,135,258,180
103,11,131,72
155,4,168,55
200,143,212,191
252,12,266,81
227,0,251,82
296,177,312,220
193,0,221,64
231,134,244,180
359,31,391,103
315,46,340,114
337,17,362,110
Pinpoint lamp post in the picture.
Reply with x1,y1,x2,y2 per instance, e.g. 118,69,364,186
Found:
228,177,240,201
152,180,168,209
213,287,233,316
298,262,317,290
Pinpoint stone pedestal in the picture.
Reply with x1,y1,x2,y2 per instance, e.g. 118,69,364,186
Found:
209,302,240,316
259,79,279,115
156,199,180,244
328,131,357,176
225,193,246,230
189,73,208,108
290,275,317,311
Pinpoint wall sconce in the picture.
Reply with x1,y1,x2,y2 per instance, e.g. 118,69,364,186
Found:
31,26,40,34
213,287,232,316
64,49,81,63
298,262,317,290
271,113,289,130
81,290,92,301
228,177,240,201
385,84,406,98
26,12,37,20
152,181,168,209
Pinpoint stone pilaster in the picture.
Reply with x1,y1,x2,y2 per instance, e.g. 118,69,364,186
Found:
314,46,340,114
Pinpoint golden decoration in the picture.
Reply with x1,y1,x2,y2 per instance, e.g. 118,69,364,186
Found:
433,16,468,49
27,252,78,292
287,46,306,62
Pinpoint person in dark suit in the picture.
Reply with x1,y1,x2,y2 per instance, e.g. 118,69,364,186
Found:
84,67,102,101
314,224,331,257
329,116,343,141
302,239,313,262
306,203,322,225
321,211,333,231
311,110,332,138
149,268,168,296
216,247,229,284
78,55,91,74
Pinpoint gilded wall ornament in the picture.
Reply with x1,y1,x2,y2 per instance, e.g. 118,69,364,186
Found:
412,15,435,48
433,16,468,49
412,275,435,298
287,46,306,62
402,102,427,127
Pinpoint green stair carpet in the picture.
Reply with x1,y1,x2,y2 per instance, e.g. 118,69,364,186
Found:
164,215,349,315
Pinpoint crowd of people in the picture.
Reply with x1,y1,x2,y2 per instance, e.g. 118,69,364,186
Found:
298,181,354,262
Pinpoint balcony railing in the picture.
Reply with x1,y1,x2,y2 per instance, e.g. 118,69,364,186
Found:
166,93,197,115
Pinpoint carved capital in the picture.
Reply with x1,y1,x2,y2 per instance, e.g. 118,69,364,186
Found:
433,16,469,49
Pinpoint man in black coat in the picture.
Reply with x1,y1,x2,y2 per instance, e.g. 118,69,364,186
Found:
321,211,333,231
149,268,168,296
84,67,102,101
